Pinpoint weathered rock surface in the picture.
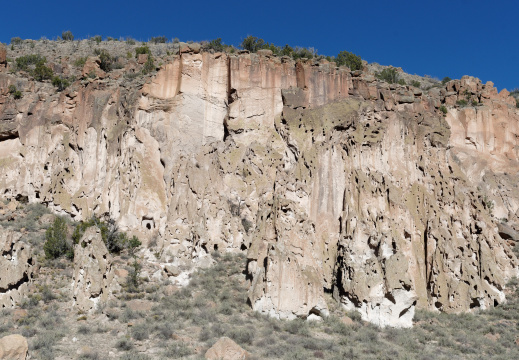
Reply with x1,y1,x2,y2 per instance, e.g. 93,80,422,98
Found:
1,46,518,327
72,227,115,312
0,226,33,308
0,45,6,66
205,337,250,360
0,334,28,360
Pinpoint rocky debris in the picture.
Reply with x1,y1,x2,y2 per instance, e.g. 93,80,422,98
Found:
0,334,28,360
205,337,250,360
0,226,34,308
72,227,115,312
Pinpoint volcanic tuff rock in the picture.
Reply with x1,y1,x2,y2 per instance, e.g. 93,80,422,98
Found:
0,334,28,360
0,226,33,308
205,337,250,360
0,43,518,327
72,227,115,312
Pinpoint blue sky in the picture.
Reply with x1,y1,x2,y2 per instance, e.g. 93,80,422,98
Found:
2,0,517,90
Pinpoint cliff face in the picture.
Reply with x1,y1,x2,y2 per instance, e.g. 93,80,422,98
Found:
1,46,518,327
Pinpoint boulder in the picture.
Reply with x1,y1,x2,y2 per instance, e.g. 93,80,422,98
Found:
179,42,190,53
0,334,28,360
81,57,106,79
72,227,114,312
205,337,250,360
188,43,201,54
257,49,273,57
6,201,18,212
164,264,180,277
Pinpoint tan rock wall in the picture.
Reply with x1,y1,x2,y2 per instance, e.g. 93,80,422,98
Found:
0,53,518,327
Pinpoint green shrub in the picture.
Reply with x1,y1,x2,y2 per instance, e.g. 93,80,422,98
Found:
204,38,224,52
376,67,399,84
10,37,23,45
77,324,91,334
411,80,421,88
43,217,71,259
142,56,155,75
32,62,53,81
131,323,149,340
135,46,151,58
126,37,136,45
280,44,294,57
74,57,87,68
398,78,407,85
77,351,99,360
73,216,134,254
440,105,448,114
126,259,142,292
52,76,70,91
456,99,468,107
115,338,133,351
91,35,102,44
119,352,151,360
41,285,56,303
335,50,362,71
163,342,193,358
149,36,167,44
240,36,268,52
61,31,74,41
292,47,316,60
8,84,22,99
128,235,142,257
15,54,46,72
442,76,452,84
94,49,113,72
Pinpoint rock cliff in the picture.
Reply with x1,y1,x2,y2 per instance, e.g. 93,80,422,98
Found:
0,44,518,327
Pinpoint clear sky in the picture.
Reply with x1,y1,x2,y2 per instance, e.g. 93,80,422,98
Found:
2,0,517,90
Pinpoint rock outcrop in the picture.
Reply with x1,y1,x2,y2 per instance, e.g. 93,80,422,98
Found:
205,337,250,360
1,45,518,327
0,334,28,360
72,227,115,312
0,226,33,308
0,45,6,67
